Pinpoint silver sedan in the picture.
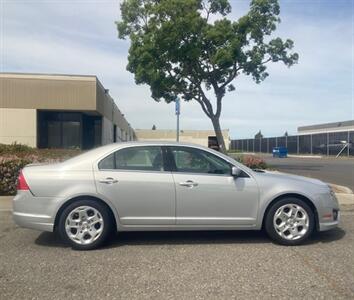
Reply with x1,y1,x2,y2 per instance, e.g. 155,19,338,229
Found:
13,142,340,250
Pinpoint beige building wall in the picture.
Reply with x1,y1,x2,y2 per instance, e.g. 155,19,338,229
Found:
135,129,230,150
0,73,97,110
0,108,37,147
0,73,136,147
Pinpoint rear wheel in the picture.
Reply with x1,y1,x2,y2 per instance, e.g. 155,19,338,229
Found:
58,199,113,250
265,198,315,245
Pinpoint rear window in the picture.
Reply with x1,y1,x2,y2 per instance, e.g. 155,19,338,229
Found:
98,146,163,171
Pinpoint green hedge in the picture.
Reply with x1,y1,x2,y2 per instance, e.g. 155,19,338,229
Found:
0,157,31,196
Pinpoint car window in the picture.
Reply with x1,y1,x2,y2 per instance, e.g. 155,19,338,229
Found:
98,146,163,171
170,147,231,175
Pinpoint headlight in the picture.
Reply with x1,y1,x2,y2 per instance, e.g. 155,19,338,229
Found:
329,188,338,203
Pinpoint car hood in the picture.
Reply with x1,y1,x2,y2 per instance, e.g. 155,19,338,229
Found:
252,169,329,189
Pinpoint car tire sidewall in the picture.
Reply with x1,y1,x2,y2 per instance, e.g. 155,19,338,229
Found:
265,198,315,246
58,199,113,250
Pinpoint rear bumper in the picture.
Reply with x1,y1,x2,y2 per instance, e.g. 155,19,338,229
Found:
13,211,54,232
12,191,63,232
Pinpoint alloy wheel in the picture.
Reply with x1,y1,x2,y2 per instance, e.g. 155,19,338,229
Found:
65,206,104,245
273,203,309,241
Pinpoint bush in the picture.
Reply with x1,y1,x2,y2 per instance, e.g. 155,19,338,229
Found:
0,142,35,155
0,157,31,196
233,155,267,170
0,143,81,196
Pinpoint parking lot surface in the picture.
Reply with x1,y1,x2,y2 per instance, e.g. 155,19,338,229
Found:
1,205,354,299
263,156,354,191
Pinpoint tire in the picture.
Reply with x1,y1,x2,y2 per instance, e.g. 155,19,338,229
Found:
58,199,114,250
264,197,315,246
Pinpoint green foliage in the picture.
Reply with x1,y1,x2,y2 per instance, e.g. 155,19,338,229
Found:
117,0,298,152
0,157,31,195
117,0,298,103
0,142,35,155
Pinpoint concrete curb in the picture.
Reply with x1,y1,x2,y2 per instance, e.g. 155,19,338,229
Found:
335,193,354,206
328,183,353,194
287,155,323,159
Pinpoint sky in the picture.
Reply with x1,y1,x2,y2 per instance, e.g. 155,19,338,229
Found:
0,0,353,139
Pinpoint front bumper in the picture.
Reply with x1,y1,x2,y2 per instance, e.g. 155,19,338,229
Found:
319,209,340,231
317,189,340,232
13,191,63,232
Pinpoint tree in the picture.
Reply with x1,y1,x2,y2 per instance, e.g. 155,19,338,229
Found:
255,130,263,139
284,131,288,137
152,124,157,130
117,0,298,153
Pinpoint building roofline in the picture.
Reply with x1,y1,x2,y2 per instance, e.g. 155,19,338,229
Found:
298,120,354,132
0,72,97,81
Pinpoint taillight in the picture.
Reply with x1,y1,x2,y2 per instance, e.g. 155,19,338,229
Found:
16,170,30,191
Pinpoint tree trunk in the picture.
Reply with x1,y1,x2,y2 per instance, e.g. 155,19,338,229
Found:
211,116,227,153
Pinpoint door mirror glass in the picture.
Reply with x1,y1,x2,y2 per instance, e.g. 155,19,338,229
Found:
231,166,242,177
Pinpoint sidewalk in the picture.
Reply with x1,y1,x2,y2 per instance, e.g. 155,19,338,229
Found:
0,196,12,211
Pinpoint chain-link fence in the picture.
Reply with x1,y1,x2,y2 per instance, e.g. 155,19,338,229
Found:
230,130,354,157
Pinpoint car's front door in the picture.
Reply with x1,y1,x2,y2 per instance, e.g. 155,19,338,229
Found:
94,146,175,225
168,146,259,226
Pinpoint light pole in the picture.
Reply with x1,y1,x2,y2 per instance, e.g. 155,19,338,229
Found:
175,96,180,142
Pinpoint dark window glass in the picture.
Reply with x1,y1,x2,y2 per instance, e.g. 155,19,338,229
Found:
62,121,81,149
47,121,61,148
99,146,163,171
171,147,231,175
98,153,115,170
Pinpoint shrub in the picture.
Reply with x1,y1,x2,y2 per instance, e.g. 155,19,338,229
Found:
0,157,31,196
0,142,35,155
232,154,267,170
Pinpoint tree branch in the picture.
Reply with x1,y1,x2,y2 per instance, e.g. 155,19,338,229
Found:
220,64,241,89
195,96,212,118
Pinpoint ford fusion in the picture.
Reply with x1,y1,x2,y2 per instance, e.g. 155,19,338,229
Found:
13,142,340,250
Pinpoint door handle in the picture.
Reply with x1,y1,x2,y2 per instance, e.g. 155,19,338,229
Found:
99,177,118,184
179,180,198,188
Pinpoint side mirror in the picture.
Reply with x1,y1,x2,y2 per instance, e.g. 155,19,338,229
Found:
231,166,242,177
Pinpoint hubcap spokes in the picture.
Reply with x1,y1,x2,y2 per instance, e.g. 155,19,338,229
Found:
273,204,309,241
65,206,104,245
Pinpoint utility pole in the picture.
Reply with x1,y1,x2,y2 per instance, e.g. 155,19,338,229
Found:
175,96,180,142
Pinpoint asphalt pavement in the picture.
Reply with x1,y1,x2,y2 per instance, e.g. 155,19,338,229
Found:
262,156,354,191
1,204,354,299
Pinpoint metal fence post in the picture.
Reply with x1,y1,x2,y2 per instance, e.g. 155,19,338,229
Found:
310,134,313,155
348,131,350,157
260,138,262,153
275,137,278,147
297,135,299,154
267,138,269,153
246,139,249,152
253,139,255,153
285,135,288,148
327,132,329,156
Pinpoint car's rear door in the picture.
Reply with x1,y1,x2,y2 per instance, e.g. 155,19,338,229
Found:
94,145,175,225
168,146,259,226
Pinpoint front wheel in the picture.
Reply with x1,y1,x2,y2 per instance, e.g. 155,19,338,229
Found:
265,198,315,246
58,199,113,250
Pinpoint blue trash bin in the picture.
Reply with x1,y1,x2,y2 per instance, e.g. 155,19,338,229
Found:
272,147,288,158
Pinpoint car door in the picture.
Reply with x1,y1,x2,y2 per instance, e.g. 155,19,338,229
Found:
168,146,259,226
94,145,175,225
